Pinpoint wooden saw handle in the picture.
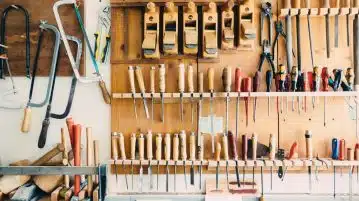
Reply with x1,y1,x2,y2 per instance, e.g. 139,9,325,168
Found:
99,80,111,104
21,107,31,133
164,133,171,161
173,133,179,161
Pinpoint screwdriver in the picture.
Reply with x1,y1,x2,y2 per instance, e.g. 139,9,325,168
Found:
159,64,166,122
150,66,156,122
303,72,309,112
189,132,196,186
222,133,230,190
331,138,339,198
111,132,119,185
188,64,195,124
198,132,204,190
198,73,204,190
321,67,329,127
118,132,129,190
208,67,215,155
173,133,179,192
312,66,320,109
242,134,248,183
242,78,252,127
266,70,273,116
347,147,354,201
305,130,313,193
164,133,171,192
345,68,354,90
128,66,138,119
228,131,240,187
269,134,276,190
260,156,265,201
156,133,162,191
147,130,153,190
252,133,258,189
278,64,286,113
282,142,298,181
235,68,242,138
354,144,359,183
130,133,136,191
135,66,150,119
139,133,145,192
290,66,298,112
253,72,260,123
215,141,222,191
339,139,346,176
180,130,188,190
178,63,185,122
222,66,232,137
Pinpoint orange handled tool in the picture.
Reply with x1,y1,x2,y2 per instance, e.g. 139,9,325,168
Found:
242,78,252,127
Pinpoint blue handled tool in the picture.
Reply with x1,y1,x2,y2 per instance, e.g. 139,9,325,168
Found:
332,138,339,198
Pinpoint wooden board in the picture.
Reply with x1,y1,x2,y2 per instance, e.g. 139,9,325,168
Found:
0,0,85,76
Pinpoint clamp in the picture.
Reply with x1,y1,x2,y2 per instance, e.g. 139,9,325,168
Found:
257,40,275,73
260,2,273,46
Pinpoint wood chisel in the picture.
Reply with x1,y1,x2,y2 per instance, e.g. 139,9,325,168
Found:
215,141,221,191
147,130,153,190
135,66,150,119
197,72,204,163
284,0,293,73
180,130,188,190
173,133,179,192
253,72,260,123
128,66,138,119
118,132,128,190
321,67,329,127
228,131,240,187
312,66,320,109
324,0,331,58
189,132,196,186
235,68,242,138
334,0,340,48
252,133,257,188
222,133,230,190
139,133,145,192
355,143,359,183
73,124,81,196
208,67,215,155
242,78,252,127
164,133,171,192
269,134,276,190
156,133,162,191
178,63,185,122
242,134,248,183
305,0,314,67
332,138,339,198
130,133,137,191
94,140,100,185
159,64,166,122
260,156,265,201
305,130,313,193
222,66,232,136
198,131,204,190
282,142,298,180
347,147,354,201
86,127,94,194
188,64,195,124
111,132,119,185
303,72,309,112
266,70,273,116
294,0,302,73
290,66,298,112
150,66,156,122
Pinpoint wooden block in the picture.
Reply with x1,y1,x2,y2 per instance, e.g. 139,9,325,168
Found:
33,175,64,193
183,2,198,55
163,2,178,55
221,0,235,50
64,187,73,201
203,2,218,58
238,0,255,51
142,2,160,59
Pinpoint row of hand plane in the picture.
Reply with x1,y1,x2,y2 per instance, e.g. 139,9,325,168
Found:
142,0,256,59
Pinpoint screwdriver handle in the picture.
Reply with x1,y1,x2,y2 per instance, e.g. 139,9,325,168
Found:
332,138,339,160
128,66,136,94
228,131,238,160
252,133,258,160
159,64,166,93
135,66,146,93
111,132,119,160
130,133,137,160
345,68,354,88
242,77,252,93
118,133,126,160
305,0,311,8
156,133,163,160
173,133,179,161
222,134,229,161
323,0,330,8
180,130,187,160
215,142,222,162
269,134,276,160
242,134,248,160
139,134,145,160
164,133,171,161
208,67,215,92
347,148,354,161
266,70,273,92
321,67,329,92
222,66,232,93
235,68,242,92
253,71,260,93
303,72,309,92
189,132,196,161
284,0,291,8
178,63,185,93
150,66,156,94
290,66,299,91
287,142,298,160
147,131,153,160
339,139,346,161
188,64,194,93
199,72,204,93
294,0,301,8
305,130,313,160
355,143,359,161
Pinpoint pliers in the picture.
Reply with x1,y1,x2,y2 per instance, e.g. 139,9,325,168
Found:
260,2,273,46
272,21,295,62
258,40,276,73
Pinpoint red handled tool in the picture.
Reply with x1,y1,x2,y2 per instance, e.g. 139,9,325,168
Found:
321,67,329,127
242,78,252,127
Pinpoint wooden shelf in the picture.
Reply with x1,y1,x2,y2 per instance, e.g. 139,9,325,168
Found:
280,8,358,17
111,0,239,7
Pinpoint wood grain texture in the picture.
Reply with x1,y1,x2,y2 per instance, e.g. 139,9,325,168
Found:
0,0,85,76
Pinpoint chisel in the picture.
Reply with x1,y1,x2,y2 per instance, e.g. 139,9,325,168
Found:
324,0,331,58
180,130,188,190
159,64,166,122
345,0,351,47
188,64,195,124
242,134,248,183
147,130,153,190
73,124,81,196
228,131,240,187
208,67,215,155
284,0,293,72
164,133,171,192
118,132,129,190
86,127,94,194
156,133,162,191
130,133,136,191
222,133,230,190
312,66,320,109
260,157,265,201
135,66,150,119
339,139,346,176
242,78,252,127
332,138,339,198
198,131,204,190
222,66,232,136
294,0,302,73
347,148,354,201
150,66,156,122
189,132,196,186
252,133,258,189
61,128,70,188
334,0,340,48
305,130,313,193
355,144,359,183
111,132,119,185
253,72,260,123
269,134,276,190
198,72,204,146
266,70,273,116
215,141,221,191
139,133,145,192
290,66,298,112
303,72,308,112
173,133,179,192
128,66,138,119
235,68,242,138
305,0,314,67
178,63,185,122
321,67,329,127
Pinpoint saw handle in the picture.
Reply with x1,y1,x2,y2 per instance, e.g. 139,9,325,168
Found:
173,133,179,161
178,63,185,93
235,68,242,92
228,131,238,160
118,133,126,160
139,134,145,160
147,131,153,160
164,133,171,161
99,80,111,104
208,67,215,92
159,64,166,93
188,64,194,93
21,107,31,133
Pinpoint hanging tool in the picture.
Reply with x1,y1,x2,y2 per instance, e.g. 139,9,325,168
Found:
294,0,302,73
147,130,153,190
215,141,221,191
135,66,150,119
272,21,292,62
321,67,329,127
334,0,340,48
156,133,162,191
222,66,232,136
305,130,313,193
128,66,138,119
305,0,314,67
173,133,179,192
150,66,155,122
253,72,260,123
284,0,293,73
139,133,145,192
222,133,230,190
198,72,204,190
159,64,166,122
189,132,196,186
94,6,111,63
354,144,359,183
198,131,204,190
312,66,320,109
242,134,248,183
208,67,215,155
164,133,171,192
266,71,273,117
251,133,257,188
188,64,195,124
345,0,351,47
290,66,298,112
345,67,354,90
228,131,240,187
242,78,252,127
0,5,30,78
303,72,309,112
339,139,346,176
111,133,119,185
21,22,60,134
323,0,331,58
73,124,81,196
54,0,111,104
118,132,128,190
277,149,285,179
282,142,298,180
348,147,354,201
130,133,136,191
235,68,242,138
260,2,273,45
258,40,276,73
269,134,276,190
278,65,287,113
178,63,185,122
180,130,188,190
332,138,339,198
260,156,264,201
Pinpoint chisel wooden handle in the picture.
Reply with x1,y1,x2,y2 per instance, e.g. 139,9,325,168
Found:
156,133,163,160
150,66,156,94
242,134,248,160
347,148,354,161
252,133,258,160
73,124,81,196
21,107,31,133
222,134,229,161
235,68,242,92
180,131,187,160
128,66,136,94
345,0,350,7
305,0,311,8
305,130,313,160
118,133,126,160
159,64,166,93
139,133,145,160
197,134,204,161
208,67,214,92
284,0,291,8
339,139,346,160
135,66,146,94
215,142,221,162
164,133,171,161
294,0,301,8
86,127,94,194
354,0,359,7
66,118,74,149
173,133,179,161
94,140,100,185
130,133,137,160
228,131,238,160
188,64,194,93
189,132,196,161
222,66,232,93
199,72,204,93
323,0,330,8
147,130,153,160
99,80,111,104
335,0,340,7
31,143,65,166
269,134,276,160
61,128,69,166
178,63,185,93
287,142,298,159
